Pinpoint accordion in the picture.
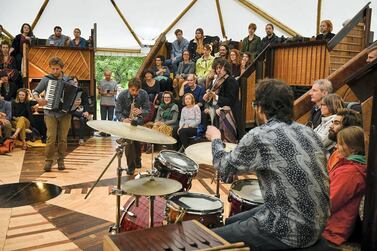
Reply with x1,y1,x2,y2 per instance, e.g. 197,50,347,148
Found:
44,79,82,113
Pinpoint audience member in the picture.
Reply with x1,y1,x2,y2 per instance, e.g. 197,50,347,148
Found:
309,79,333,128
195,44,214,87
366,44,377,64
98,70,117,135
10,23,34,71
327,108,362,172
241,23,261,60
215,44,229,60
179,74,205,109
151,91,179,137
0,25,11,45
166,29,189,73
0,70,17,101
71,76,90,145
142,69,161,111
151,55,172,92
178,93,201,150
314,94,344,150
11,88,36,150
188,28,212,62
47,26,70,47
173,50,195,98
316,20,335,41
323,126,366,245
0,97,12,138
0,41,20,86
69,28,87,48
258,23,281,54
240,52,252,76
229,49,241,78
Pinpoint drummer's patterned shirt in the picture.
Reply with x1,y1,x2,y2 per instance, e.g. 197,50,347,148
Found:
212,118,329,248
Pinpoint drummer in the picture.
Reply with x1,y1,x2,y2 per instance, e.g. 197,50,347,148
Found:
206,79,329,250
115,78,150,175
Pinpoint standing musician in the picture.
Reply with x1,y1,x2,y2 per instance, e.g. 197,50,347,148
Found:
206,79,330,250
115,78,150,175
33,57,79,172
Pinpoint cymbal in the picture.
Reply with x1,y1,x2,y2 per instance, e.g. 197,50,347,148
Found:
123,177,182,196
185,142,237,165
0,182,62,208
87,120,176,144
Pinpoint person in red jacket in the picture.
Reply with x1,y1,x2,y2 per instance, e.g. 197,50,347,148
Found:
322,126,366,245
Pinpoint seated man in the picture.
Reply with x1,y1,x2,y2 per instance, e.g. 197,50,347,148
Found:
178,74,205,109
115,78,150,175
165,29,189,73
0,96,12,138
309,79,333,129
0,70,17,101
46,26,70,47
206,79,329,250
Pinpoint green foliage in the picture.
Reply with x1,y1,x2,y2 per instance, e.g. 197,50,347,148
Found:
95,55,144,88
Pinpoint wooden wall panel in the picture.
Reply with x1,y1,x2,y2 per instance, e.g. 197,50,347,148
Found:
245,72,256,124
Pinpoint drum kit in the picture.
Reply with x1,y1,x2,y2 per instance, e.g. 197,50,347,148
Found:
85,120,264,234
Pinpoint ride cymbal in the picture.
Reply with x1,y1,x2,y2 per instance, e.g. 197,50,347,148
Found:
123,177,182,196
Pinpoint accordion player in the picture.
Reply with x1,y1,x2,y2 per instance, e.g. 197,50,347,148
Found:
44,78,82,113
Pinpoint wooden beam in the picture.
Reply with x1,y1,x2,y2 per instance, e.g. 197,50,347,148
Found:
238,0,300,37
316,0,322,35
2,27,14,40
96,47,141,54
215,0,226,39
162,0,198,35
110,0,143,47
31,0,50,30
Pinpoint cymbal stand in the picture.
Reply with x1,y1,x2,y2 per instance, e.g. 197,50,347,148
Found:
84,138,128,234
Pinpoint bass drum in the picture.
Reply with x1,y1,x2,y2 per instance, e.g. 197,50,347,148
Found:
119,196,166,232
166,192,223,228
228,179,264,217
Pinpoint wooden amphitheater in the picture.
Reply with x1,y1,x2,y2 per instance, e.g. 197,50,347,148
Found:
1,2,377,251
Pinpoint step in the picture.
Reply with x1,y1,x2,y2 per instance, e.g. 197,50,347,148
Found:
330,54,354,59
338,41,362,46
332,48,361,53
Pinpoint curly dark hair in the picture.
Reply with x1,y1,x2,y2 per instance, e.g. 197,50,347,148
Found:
212,58,231,75
255,78,294,124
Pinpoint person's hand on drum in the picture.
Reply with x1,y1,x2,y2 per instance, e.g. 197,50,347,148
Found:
206,125,221,141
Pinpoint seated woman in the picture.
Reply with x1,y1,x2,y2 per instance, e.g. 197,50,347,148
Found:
69,28,88,48
142,69,161,122
11,88,37,150
188,28,213,62
314,94,344,150
178,93,201,150
229,49,241,78
173,50,195,98
0,41,20,85
151,55,172,92
316,20,335,41
150,91,179,136
322,126,366,245
240,52,252,76
195,44,215,87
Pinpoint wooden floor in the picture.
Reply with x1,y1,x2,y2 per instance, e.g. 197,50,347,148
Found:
0,136,255,251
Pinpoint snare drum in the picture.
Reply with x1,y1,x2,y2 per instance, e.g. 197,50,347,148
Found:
154,150,198,191
228,179,264,217
166,192,223,228
120,196,166,232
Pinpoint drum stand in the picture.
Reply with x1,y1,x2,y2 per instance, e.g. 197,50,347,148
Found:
85,138,129,234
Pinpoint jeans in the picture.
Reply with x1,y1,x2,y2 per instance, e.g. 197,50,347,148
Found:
44,114,71,163
213,206,291,251
100,105,115,121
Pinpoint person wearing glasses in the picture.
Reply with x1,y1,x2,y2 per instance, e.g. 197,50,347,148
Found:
206,79,329,250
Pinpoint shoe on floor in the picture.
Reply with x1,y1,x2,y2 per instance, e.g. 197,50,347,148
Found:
44,162,52,172
57,159,65,170
79,139,85,145
135,160,142,169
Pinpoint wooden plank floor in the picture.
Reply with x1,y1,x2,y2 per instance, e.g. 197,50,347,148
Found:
0,136,255,251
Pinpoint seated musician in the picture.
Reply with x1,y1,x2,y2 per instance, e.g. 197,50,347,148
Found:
316,20,335,41
115,78,150,175
322,126,366,245
206,78,329,250
33,57,79,172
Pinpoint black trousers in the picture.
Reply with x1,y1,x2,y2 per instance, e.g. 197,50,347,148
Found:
178,127,197,148
125,140,141,174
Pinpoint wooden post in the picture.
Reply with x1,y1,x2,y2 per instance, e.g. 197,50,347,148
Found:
31,0,50,30
316,0,322,35
215,0,226,39
163,0,197,35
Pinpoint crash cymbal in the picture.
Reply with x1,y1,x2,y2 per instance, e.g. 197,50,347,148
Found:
123,177,182,196
0,182,62,208
87,120,176,144
185,142,237,165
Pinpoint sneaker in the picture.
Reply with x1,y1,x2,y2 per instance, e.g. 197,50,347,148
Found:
57,160,65,170
44,162,52,172
79,139,85,145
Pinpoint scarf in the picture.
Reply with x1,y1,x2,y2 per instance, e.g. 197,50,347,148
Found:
160,102,174,121
347,154,366,164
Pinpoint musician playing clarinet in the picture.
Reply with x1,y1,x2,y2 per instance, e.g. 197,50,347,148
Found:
33,57,80,172
206,79,330,250
115,78,150,175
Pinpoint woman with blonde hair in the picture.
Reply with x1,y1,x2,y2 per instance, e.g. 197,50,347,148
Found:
323,126,366,245
11,88,37,150
314,93,344,149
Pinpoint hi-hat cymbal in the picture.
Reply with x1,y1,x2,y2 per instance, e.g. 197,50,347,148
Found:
123,177,182,196
185,142,237,165
87,120,176,144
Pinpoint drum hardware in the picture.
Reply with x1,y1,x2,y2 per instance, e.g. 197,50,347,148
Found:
174,208,187,223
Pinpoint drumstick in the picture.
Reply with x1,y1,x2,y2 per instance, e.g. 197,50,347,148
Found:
197,242,247,251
